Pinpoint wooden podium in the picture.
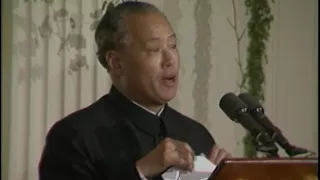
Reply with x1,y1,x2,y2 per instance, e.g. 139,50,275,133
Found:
208,158,318,180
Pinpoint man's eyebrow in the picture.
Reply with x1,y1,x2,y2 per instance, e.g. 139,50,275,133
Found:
146,33,177,42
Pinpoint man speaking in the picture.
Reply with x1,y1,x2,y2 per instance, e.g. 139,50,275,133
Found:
38,1,231,180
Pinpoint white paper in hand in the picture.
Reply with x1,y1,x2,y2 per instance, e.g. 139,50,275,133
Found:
162,155,216,180
180,155,216,180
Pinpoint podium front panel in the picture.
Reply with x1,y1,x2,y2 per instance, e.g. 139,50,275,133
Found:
209,158,318,180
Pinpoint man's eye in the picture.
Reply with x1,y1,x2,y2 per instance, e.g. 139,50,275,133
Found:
170,44,177,49
148,47,161,52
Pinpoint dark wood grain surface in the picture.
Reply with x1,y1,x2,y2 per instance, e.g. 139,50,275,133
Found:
209,158,318,180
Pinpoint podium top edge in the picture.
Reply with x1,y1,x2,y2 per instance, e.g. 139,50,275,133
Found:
224,157,318,164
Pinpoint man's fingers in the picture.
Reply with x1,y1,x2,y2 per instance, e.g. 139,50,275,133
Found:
215,149,229,164
178,147,194,171
209,145,232,165
166,140,194,171
162,138,194,165
172,140,195,164
187,152,194,170
169,151,193,171
209,145,219,163
174,141,194,155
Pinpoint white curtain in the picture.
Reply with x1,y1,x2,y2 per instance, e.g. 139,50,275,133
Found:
4,0,318,180
9,0,112,180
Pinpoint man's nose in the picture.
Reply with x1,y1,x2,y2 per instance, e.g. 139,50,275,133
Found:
162,50,175,67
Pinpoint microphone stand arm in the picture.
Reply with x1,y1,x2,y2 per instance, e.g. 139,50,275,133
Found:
251,139,316,158
270,131,316,157
284,144,316,158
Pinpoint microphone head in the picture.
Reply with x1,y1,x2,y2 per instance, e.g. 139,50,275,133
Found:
219,92,248,122
238,92,263,111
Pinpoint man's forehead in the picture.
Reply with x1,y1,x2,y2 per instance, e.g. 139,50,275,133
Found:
125,13,175,41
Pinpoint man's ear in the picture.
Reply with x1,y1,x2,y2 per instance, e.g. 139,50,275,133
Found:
104,51,123,76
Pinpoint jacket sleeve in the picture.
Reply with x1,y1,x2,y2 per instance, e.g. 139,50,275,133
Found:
38,121,142,180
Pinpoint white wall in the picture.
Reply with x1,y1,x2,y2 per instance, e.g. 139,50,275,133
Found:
264,0,318,155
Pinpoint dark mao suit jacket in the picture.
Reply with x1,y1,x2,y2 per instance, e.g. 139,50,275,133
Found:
39,86,216,180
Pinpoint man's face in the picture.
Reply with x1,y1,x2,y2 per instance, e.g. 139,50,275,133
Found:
120,12,180,105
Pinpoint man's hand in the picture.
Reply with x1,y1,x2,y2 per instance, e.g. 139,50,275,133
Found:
136,138,194,178
208,145,231,165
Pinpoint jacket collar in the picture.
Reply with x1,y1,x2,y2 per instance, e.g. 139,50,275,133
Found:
107,85,167,136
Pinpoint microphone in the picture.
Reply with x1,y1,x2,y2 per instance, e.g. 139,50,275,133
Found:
219,92,279,157
238,92,314,157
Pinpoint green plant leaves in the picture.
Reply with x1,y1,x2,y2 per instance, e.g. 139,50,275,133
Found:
243,0,275,158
